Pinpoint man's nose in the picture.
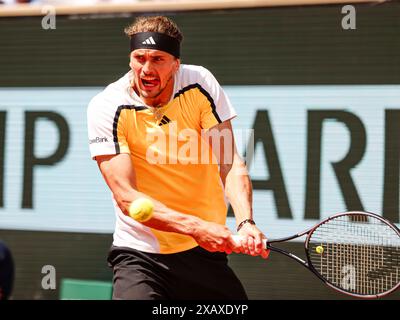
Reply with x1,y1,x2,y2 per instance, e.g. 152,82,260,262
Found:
142,60,154,74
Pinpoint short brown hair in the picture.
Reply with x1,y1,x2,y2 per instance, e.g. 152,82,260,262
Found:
124,16,183,43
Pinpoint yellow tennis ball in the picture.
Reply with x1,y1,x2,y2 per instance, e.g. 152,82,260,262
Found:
129,198,154,222
316,246,324,254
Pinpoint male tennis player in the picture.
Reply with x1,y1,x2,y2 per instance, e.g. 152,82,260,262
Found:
87,16,269,299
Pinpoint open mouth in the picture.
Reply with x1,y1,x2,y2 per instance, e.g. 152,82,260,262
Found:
141,77,159,89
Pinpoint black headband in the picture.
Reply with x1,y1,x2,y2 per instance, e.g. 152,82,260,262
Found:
130,32,180,58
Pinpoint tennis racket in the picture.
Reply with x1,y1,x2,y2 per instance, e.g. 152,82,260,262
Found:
232,211,400,299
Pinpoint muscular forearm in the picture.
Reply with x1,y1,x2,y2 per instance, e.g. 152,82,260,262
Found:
114,185,203,236
100,163,203,237
97,154,236,253
222,160,253,227
144,208,203,237
114,186,235,253
222,160,270,258
134,198,202,237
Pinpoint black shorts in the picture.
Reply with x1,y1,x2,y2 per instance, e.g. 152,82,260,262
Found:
107,245,248,300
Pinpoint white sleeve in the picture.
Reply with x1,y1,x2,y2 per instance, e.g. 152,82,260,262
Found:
87,95,126,160
197,66,237,124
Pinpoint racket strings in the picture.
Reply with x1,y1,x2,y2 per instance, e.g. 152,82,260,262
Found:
308,214,400,296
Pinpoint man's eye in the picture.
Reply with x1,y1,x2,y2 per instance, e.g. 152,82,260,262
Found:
154,57,163,62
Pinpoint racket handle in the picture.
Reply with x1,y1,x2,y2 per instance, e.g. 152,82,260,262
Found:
231,235,268,248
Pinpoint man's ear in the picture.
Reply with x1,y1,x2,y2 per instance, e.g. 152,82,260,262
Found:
129,53,134,69
174,58,181,71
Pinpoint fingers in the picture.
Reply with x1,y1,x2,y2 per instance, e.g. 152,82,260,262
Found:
221,234,270,259
253,234,264,255
225,248,233,255
227,235,241,254
252,234,270,259
261,248,270,259
247,236,266,257
247,237,255,255
239,237,249,255
234,235,270,259
233,236,255,256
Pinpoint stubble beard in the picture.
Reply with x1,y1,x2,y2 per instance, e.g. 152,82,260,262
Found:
138,74,174,107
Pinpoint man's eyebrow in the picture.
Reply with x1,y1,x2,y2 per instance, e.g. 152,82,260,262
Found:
133,53,165,58
150,54,165,58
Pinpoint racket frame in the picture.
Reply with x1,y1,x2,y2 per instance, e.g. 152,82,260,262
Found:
264,211,400,299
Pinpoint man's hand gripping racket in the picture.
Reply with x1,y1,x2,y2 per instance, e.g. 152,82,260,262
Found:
232,211,400,299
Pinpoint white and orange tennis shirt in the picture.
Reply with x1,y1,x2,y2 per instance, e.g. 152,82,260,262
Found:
87,64,237,254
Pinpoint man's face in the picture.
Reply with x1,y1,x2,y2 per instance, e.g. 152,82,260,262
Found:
130,49,180,99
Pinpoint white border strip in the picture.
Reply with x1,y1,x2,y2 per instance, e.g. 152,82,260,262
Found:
0,0,388,17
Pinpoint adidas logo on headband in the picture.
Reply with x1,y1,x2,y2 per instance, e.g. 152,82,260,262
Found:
131,32,180,58
142,37,156,45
